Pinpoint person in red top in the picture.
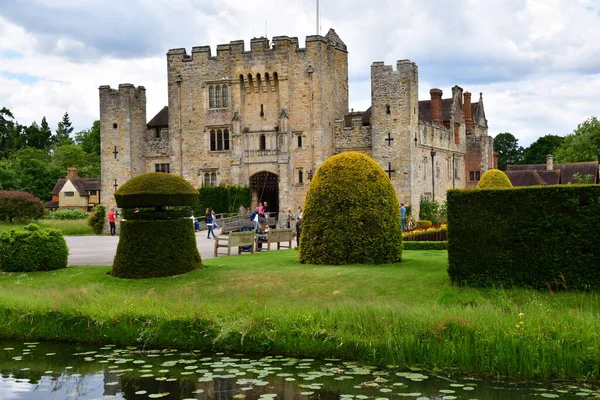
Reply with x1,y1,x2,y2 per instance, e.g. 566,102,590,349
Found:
108,208,116,236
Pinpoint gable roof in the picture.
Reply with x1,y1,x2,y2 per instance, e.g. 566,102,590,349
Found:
51,178,101,196
147,106,169,128
418,98,455,123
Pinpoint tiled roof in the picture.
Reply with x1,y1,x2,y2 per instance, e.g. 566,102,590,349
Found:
51,178,101,196
506,161,599,186
51,179,66,195
147,106,168,127
43,200,59,209
418,99,455,123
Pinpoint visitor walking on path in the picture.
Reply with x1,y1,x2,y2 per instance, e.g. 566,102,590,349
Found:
205,208,217,239
400,203,407,232
295,208,302,246
108,208,116,236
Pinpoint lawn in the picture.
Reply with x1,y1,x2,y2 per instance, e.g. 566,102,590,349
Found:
0,219,93,235
0,250,598,382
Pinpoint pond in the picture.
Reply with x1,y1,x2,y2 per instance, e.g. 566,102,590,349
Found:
0,340,596,400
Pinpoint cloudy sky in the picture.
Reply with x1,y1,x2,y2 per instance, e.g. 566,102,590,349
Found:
1,0,599,146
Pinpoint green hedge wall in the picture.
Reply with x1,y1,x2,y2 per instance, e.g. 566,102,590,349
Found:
404,241,448,250
0,227,68,272
196,185,251,214
112,219,202,279
447,185,600,289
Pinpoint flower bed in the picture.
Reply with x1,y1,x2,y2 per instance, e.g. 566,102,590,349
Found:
403,223,447,241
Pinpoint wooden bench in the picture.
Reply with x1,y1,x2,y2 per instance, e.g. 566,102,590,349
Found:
256,228,294,252
214,231,255,257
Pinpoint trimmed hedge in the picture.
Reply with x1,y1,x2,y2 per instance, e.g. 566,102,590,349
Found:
299,152,402,265
0,190,44,223
476,169,513,189
196,185,251,214
121,207,192,220
114,173,198,208
447,185,600,289
0,227,68,272
112,219,202,279
404,241,448,250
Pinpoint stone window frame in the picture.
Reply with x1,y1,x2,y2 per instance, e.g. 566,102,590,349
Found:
469,171,481,181
155,163,170,173
201,170,218,187
207,83,229,109
297,134,303,148
296,168,304,186
209,128,231,152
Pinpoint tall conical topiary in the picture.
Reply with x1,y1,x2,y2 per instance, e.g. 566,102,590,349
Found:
477,169,513,189
112,173,202,279
299,152,403,265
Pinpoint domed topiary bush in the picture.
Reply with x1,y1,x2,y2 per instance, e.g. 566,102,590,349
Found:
299,152,403,265
476,169,513,189
112,173,202,279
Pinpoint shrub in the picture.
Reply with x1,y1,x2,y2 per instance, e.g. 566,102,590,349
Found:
447,185,600,289
476,169,513,189
88,204,106,234
416,220,432,229
0,191,44,223
114,172,198,209
404,241,448,250
46,209,90,220
299,152,402,265
112,219,202,279
0,228,68,272
419,198,447,224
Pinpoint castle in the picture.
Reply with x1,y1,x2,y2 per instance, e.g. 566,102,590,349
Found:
99,29,495,218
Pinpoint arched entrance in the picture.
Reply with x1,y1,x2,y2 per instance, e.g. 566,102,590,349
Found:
250,171,279,214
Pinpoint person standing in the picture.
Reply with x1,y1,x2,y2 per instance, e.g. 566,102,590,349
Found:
263,201,269,217
206,208,217,239
108,208,116,236
400,203,407,232
285,208,294,228
257,202,264,217
295,208,302,246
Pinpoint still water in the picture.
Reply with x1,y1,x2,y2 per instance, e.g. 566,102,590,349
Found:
0,340,596,400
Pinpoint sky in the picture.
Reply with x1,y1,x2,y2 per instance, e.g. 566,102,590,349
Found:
1,0,600,147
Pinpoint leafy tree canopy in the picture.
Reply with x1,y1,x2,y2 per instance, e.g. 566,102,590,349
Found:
493,132,523,170
555,117,600,163
75,120,100,156
521,135,565,165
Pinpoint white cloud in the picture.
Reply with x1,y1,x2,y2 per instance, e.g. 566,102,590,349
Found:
0,0,599,147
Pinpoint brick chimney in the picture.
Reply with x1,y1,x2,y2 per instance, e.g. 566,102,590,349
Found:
430,88,443,125
546,154,554,171
67,167,78,179
464,91,473,131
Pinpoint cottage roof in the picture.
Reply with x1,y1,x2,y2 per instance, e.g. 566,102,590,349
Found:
51,177,101,196
506,161,599,186
147,106,169,128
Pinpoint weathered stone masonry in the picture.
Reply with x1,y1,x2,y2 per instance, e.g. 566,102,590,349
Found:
100,28,495,219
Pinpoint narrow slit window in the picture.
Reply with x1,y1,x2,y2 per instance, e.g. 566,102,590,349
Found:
211,172,217,186
298,170,303,184
259,134,266,150
204,173,210,186
297,135,303,148
386,105,391,115
260,104,264,117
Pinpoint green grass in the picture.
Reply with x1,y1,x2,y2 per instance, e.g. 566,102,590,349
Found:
0,219,93,235
0,250,598,382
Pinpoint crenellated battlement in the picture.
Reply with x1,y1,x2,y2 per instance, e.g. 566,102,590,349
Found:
166,31,346,63
371,59,418,76
99,84,146,97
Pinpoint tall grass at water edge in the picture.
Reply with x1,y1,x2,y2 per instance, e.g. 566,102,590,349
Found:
0,219,93,235
0,250,598,382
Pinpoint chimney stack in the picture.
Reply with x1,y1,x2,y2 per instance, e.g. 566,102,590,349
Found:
464,91,473,131
546,154,554,171
430,88,443,126
67,167,78,179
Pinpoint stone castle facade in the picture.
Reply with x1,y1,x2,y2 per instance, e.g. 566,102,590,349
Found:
100,29,495,218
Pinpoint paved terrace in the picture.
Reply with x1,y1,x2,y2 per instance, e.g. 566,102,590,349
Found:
66,228,296,266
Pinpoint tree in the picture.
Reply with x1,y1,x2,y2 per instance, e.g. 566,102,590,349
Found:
521,135,565,165
493,132,523,170
0,107,19,158
7,148,62,202
555,117,600,163
53,111,74,145
75,120,100,156
0,160,21,190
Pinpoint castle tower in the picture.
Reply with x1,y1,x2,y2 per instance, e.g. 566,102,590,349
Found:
370,60,419,209
99,84,147,211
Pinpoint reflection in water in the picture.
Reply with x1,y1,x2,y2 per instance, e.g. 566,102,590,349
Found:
0,340,597,400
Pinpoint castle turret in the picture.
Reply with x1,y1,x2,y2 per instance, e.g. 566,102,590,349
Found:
370,60,419,208
99,84,147,212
